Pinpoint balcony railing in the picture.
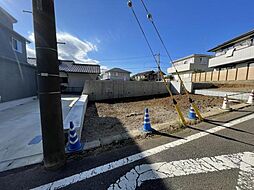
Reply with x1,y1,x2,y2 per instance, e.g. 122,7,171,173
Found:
209,45,254,68
167,63,191,73
167,63,210,74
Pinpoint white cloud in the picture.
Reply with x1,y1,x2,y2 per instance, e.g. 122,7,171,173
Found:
26,45,36,58
100,65,109,74
26,32,99,64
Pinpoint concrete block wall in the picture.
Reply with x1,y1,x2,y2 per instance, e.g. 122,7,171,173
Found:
82,80,171,101
248,67,254,80
192,65,254,83
0,57,37,102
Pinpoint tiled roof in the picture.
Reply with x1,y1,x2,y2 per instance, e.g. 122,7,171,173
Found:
133,70,166,77
27,58,100,74
133,70,155,77
105,68,131,73
59,60,100,74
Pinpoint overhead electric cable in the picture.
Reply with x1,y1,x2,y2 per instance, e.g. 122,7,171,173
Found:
127,0,186,125
139,0,204,120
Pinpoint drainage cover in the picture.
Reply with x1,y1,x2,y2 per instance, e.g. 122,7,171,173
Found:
28,135,42,145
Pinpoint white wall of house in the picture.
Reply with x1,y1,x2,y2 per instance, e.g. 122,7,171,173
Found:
60,72,98,92
168,54,212,82
209,36,254,68
173,72,193,82
209,45,254,68
103,71,130,81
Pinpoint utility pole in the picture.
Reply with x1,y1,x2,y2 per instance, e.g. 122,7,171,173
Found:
155,53,160,81
32,0,66,169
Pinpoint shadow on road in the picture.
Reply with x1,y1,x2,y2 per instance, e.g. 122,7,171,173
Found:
187,125,254,147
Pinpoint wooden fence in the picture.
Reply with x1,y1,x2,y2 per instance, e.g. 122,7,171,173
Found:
192,66,254,82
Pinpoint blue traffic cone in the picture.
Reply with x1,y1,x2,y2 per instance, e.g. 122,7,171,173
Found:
143,108,153,132
66,121,83,153
188,105,197,120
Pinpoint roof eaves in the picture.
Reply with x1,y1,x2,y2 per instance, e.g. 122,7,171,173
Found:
0,7,17,23
208,29,254,52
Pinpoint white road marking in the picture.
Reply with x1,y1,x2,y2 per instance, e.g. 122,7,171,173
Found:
236,152,254,189
31,113,254,190
108,152,254,190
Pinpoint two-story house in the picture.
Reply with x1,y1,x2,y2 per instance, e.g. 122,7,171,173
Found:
102,68,131,81
208,29,254,70
0,7,29,63
0,7,37,102
167,54,213,82
132,70,165,81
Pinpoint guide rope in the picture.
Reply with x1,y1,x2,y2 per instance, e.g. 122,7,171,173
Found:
139,0,204,120
127,1,187,126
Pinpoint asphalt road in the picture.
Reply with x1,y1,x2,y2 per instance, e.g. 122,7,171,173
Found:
0,106,254,190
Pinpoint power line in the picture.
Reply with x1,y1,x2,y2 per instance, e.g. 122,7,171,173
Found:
127,1,157,64
139,0,204,120
140,0,174,63
97,55,153,62
127,0,187,125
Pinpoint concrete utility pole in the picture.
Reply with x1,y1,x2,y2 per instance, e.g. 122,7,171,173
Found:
155,53,160,81
32,0,66,169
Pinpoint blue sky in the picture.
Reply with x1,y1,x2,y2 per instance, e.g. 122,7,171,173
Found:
1,0,254,74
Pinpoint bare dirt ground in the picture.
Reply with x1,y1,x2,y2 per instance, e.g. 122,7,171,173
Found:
82,94,224,142
214,83,254,92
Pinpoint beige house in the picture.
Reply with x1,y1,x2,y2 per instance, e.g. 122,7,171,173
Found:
167,54,213,82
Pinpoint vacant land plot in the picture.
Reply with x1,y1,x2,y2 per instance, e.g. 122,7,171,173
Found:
82,94,224,142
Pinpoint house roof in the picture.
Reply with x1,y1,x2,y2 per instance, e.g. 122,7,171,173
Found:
59,60,100,74
27,58,101,74
133,70,166,77
208,29,254,52
133,70,155,77
0,6,17,24
154,71,166,75
105,68,131,73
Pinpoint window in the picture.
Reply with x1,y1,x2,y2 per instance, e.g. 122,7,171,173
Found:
12,38,22,53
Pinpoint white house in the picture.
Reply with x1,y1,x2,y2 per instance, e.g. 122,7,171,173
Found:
167,54,213,81
208,29,254,70
102,68,131,81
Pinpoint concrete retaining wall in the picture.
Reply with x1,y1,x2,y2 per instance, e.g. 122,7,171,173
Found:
63,95,88,138
82,80,171,101
170,81,193,94
0,57,37,102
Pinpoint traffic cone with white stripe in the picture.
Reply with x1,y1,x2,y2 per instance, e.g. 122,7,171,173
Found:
188,105,197,120
247,90,254,105
143,108,153,132
66,121,83,153
221,95,230,110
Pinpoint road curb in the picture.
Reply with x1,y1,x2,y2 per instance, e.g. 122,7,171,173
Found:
82,103,251,151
